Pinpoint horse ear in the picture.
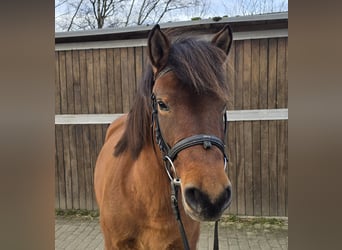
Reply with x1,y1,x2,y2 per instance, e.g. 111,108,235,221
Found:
211,24,233,56
148,24,170,73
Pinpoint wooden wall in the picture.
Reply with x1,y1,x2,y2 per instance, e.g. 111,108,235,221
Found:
225,38,288,216
55,27,288,216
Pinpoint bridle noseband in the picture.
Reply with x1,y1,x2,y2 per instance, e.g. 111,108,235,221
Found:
151,67,229,250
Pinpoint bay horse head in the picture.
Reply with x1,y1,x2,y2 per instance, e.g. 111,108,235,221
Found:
147,24,233,222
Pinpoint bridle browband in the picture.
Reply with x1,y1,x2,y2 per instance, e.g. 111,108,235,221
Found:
151,67,229,250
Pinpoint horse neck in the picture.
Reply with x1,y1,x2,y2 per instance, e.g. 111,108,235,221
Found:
134,144,173,215
137,143,168,188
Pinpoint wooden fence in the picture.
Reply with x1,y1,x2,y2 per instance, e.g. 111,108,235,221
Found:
55,13,288,216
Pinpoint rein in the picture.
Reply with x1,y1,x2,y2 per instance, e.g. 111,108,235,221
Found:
151,67,228,250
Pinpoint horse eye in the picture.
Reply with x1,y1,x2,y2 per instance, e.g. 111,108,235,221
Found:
157,101,169,111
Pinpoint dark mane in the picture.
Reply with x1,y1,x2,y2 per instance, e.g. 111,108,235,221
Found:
114,64,154,159
114,35,228,159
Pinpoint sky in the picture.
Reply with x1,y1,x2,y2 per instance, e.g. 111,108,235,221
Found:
55,0,288,31
155,0,287,23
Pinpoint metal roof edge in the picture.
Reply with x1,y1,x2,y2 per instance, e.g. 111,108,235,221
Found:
55,12,288,43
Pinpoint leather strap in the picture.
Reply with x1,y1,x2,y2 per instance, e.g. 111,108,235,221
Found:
170,179,190,250
168,134,227,161
213,220,219,250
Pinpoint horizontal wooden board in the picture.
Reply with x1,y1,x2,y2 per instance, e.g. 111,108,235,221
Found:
55,109,288,124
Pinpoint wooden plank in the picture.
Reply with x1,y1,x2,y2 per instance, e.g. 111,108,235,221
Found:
268,38,277,109
55,129,60,208
285,39,288,216
55,151,59,208
55,114,123,124
243,40,252,110
69,125,79,209
226,122,237,214
56,38,147,51
93,50,102,113
277,120,287,216
65,51,75,113
89,125,98,210
244,120,253,215
259,39,270,216
56,126,66,209
135,47,144,94
252,120,261,216
234,41,243,110
251,39,261,216
251,40,260,110
276,38,287,216
225,41,236,214
72,50,82,114
100,49,109,113
86,50,95,113
243,40,253,215
55,110,287,124
107,48,116,113
226,41,235,110
235,121,245,215
142,46,148,71
75,125,86,209
277,37,288,109
79,50,88,114
127,47,136,108
55,52,61,114
260,120,270,216
234,40,245,215
268,39,278,216
114,48,123,113
59,51,68,114
259,39,268,109
228,109,288,121
82,125,93,210
62,125,72,208
120,48,130,112
93,124,106,210
268,120,278,216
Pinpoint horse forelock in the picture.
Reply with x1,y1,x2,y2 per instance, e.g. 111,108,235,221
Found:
168,37,229,101
114,36,229,159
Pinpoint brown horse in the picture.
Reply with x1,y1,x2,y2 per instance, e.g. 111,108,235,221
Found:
94,24,233,249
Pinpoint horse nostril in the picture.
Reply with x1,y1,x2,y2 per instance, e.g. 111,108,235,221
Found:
185,187,203,212
223,186,232,208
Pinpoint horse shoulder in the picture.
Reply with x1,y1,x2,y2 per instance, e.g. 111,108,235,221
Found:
104,114,127,142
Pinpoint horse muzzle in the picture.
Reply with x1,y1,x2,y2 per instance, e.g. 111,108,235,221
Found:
183,184,232,221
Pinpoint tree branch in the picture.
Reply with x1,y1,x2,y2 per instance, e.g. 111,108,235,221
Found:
67,0,85,31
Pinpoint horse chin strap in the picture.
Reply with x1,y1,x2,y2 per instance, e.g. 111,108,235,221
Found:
151,89,228,250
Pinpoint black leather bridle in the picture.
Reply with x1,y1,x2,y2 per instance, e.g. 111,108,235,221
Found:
151,67,229,250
